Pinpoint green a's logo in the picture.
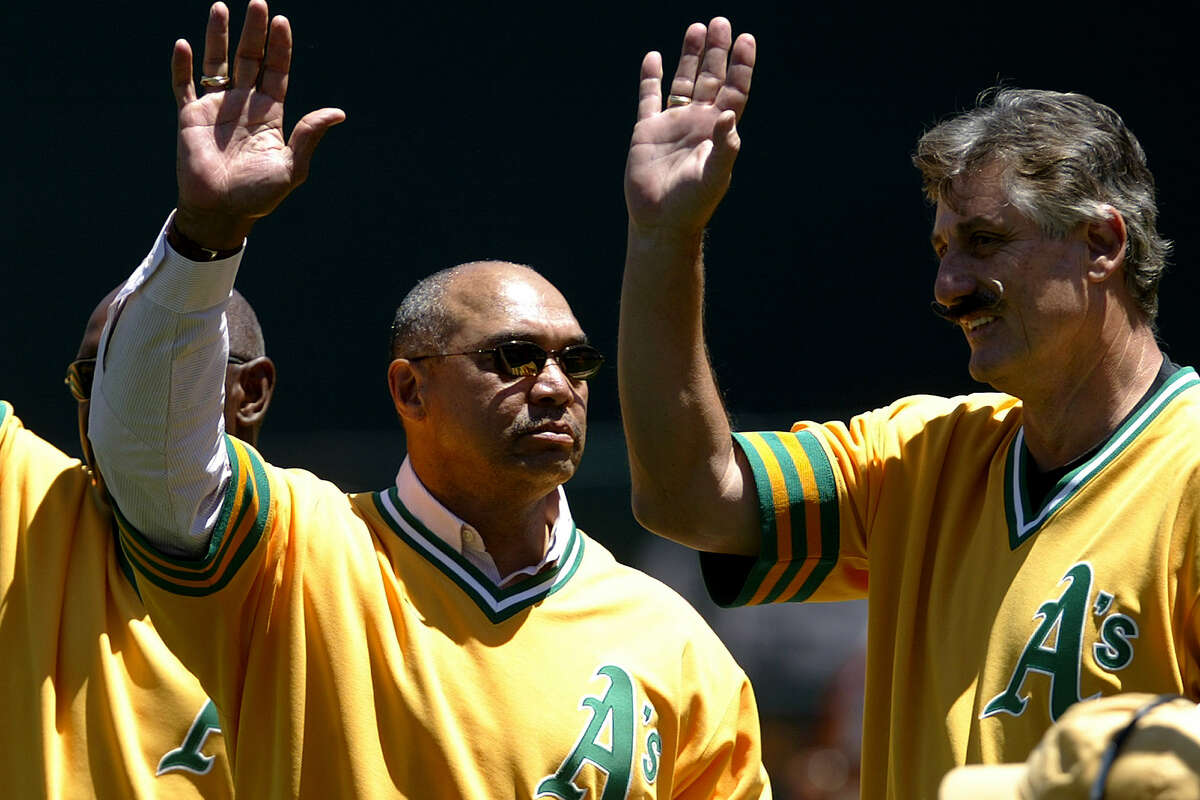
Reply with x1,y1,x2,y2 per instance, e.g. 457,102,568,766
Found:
536,665,637,800
157,699,221,776
982,562,1138,722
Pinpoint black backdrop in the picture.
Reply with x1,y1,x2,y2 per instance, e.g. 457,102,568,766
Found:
7,1,1198,460
5,0,1198,778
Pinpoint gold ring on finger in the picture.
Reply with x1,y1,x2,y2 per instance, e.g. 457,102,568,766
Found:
200,75,231,89
666,94,692,108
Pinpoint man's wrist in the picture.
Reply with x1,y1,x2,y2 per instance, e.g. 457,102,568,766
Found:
166,218,244,262
626,222,706,255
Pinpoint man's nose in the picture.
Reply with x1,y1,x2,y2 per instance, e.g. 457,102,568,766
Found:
933,250,980,309
529,358,574,405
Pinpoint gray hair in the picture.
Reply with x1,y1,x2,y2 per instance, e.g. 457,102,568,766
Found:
913,87,1170,323
389,266,468,359
228,289,266,361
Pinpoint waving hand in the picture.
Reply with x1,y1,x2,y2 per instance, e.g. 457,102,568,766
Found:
624,18,755,235
172,1,345,249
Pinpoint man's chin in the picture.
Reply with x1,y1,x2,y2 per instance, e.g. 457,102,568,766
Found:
514,449,581,483
966,351,1015,391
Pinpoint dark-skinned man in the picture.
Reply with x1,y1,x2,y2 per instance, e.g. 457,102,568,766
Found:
0,286,273,797
87,2,770,797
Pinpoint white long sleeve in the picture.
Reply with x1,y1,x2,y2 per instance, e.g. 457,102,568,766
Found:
89,213,243,558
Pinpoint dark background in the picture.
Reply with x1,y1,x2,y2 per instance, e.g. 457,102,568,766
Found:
8,0,1198,456
5,1,1197,794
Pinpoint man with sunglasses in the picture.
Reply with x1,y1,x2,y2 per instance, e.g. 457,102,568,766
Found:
617,16,1200,800
0,286,273,797
86,2,770,797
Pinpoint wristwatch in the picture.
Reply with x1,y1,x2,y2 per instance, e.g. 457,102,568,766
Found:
166,221,244,262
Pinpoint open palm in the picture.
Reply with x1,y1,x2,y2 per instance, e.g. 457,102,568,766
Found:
172,1,344,249
624,19,755,234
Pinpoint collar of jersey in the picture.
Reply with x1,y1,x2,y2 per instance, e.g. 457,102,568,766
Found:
1005,366,1199,549
371,486,585,623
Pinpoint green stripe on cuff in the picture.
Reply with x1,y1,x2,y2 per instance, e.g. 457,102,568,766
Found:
730,432,782,606
786,430,839,602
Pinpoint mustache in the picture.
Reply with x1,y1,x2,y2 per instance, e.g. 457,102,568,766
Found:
930,283,1004,324
510,413,584,440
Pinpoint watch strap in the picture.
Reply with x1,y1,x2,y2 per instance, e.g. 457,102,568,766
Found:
166,221,243,262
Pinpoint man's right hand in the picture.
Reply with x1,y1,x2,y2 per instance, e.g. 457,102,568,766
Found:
172,1,345,251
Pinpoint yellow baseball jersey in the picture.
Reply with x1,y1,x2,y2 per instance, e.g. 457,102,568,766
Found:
114,437,770,799
0,402,232,799
702,367,1200,799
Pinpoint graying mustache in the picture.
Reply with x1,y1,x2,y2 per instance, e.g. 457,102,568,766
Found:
930,290,1002,323
512,418,582,437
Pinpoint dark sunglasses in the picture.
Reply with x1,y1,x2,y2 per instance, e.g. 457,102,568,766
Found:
65,355,249,401
408,340,604,380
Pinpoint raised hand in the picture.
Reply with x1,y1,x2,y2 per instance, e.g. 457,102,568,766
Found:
172,1,345,250
624,18,755,236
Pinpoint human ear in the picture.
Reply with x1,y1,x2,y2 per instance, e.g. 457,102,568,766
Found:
1085,205,1127,283
223,357,276,444
233,356,276,428
388,359,427,421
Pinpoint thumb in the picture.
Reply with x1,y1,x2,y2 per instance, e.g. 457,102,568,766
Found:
287,107,347,184
704,110,741,185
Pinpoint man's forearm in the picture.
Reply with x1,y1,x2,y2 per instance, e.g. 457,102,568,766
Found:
89,214,240,557
618,225,759,555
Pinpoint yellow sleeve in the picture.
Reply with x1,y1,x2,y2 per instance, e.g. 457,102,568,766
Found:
1,401,79,534
671,671,771,799
111,436,282,742
700,421,867,607
703,394,1018,607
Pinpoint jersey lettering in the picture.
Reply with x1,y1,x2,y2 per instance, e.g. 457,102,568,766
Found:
641,732,662,784
641,702,661,784
536,665,635,800
157,699,221,776
982,563,1094,721
982,562,1143,722
1094,614,1139,671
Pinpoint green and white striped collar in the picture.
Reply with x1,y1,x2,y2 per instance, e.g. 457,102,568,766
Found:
372,459,584,622
393,457,571,585
1005,367,1199,549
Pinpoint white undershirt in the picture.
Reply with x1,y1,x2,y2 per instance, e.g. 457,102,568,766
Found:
394,458,569,586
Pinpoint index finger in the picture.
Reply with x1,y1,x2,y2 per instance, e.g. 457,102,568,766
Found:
258,14,292,102
714,32,755,119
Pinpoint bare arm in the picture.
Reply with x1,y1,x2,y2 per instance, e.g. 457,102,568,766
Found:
619,19,760,555
90,1,343,555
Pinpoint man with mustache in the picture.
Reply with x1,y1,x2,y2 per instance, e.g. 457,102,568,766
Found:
617,17,1200,799
86,3,770,797
0,286,273,798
